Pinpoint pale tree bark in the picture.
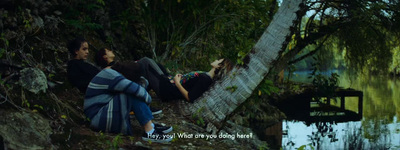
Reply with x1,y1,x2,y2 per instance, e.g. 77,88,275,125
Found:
179,0,305,130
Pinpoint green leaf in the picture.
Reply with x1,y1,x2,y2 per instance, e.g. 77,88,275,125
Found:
97,0,105,6
34,104,44,110
0,48,4,58
298,145,306,150
225,86,238,92
48,74,55,79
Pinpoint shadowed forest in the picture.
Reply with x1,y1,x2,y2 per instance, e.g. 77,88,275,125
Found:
0,0,400,149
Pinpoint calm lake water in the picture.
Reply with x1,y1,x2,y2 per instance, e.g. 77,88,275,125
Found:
280,71,400,150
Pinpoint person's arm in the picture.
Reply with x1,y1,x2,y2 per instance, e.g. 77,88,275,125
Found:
174,74,190,101
107,69,152,104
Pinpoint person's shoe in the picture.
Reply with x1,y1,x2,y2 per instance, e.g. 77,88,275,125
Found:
154,123,173,134
150,107,162,115
142,130,173,143
138,76,149,89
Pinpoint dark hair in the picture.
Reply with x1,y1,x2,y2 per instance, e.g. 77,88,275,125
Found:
95,48,141,82
111,61,142,83
95,48,108,68
214,58,234,81
67,37,87,57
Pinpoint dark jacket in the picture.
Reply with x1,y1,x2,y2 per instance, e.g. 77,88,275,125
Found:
67,59,100,93
159,73,212,102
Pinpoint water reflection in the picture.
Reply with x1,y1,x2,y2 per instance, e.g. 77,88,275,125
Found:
278,71,400,150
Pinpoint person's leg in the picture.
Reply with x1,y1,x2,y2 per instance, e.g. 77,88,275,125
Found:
129,96,154,126
129,97,173,143
138,57,164,94
143,120,154,132
157,63,169,76
129,97,157,135
129,96,172,131
138,57,164,76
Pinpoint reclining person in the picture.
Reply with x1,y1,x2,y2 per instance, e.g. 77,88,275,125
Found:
95,48,169,94
95,47,234,102
119,56,234,102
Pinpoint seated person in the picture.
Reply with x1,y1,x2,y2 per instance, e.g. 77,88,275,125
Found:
66,37,100,93
84,66,173,143
66,38,161,114
66,37,159,93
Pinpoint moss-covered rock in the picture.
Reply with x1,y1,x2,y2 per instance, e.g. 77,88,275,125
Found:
0,109,53,149
19,68,48,94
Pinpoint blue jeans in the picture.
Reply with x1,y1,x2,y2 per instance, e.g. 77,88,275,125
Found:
129,96,154,126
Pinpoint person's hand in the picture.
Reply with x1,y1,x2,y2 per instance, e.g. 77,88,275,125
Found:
173,74,182,84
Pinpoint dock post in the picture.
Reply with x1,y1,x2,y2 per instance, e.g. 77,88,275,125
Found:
358,94,363,116
341,96,345,110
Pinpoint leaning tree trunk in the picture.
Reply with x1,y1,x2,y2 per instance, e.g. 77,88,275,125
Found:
179,0,304,130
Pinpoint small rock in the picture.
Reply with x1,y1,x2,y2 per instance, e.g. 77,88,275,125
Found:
188,143,193,146
25,8,31,14
47,80,57,89
161,147,169,150
134,141,150,149
33,16,44,28
54,10,62,15
206,123,218,135
2,10,8,15
19,68,48,94
135,141,151,149
180,145,188,149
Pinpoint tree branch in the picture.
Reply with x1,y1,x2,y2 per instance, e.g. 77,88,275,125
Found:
0,59,23,69
289,35,330,65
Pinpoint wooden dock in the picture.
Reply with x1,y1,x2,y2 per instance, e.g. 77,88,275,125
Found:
276,88,364,125
335,89,363,117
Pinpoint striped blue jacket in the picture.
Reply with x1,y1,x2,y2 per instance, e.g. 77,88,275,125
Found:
84,68,151,135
